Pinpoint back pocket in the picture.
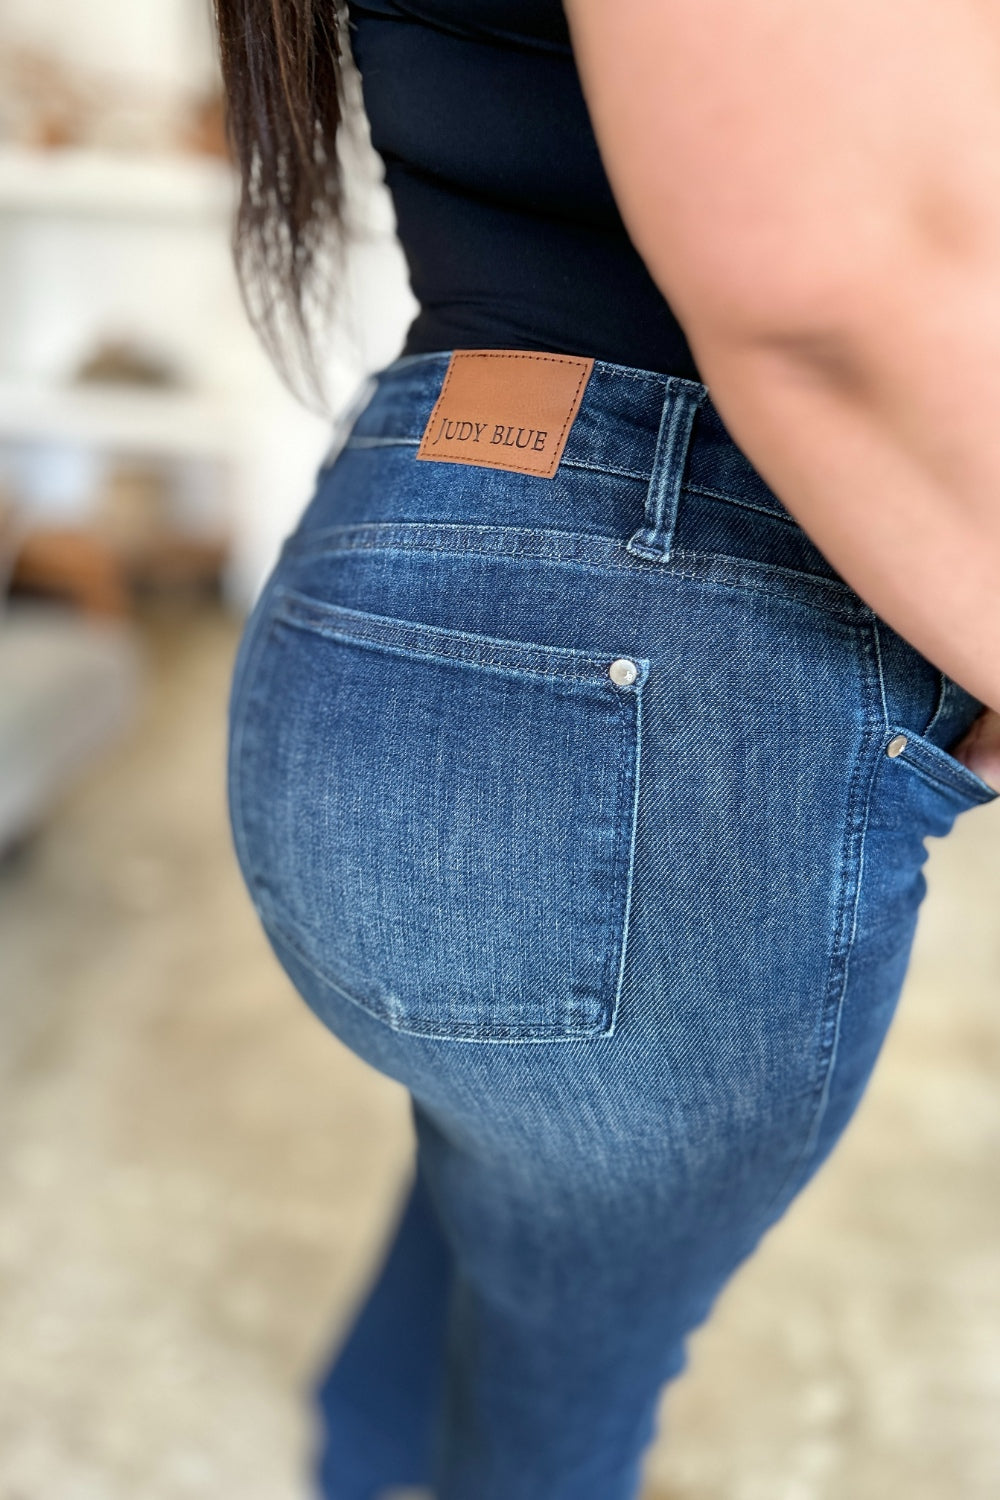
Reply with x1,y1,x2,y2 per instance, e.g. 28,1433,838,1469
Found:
228,585,647,1042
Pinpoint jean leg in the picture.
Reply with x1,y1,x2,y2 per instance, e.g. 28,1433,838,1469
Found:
311,1156,454,1499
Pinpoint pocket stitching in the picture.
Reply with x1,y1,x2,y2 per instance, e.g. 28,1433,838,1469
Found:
254,893,619,1043
889,730,997,806
870,621,994,805
278,522,866,624
234,594,644,1042
270,585,650,689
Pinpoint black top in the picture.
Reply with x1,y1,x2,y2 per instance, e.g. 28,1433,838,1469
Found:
348,0,702,381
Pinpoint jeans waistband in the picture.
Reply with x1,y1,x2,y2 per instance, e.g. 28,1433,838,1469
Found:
354,350,792,543
320,348,852,602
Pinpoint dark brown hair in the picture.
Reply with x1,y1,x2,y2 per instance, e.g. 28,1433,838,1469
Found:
212,0,354,406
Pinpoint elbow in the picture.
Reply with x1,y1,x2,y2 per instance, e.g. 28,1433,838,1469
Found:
663,240,897,369
658,193,1000,395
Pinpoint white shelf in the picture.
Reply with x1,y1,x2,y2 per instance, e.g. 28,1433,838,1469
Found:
0,144,234,222
0,379,265,458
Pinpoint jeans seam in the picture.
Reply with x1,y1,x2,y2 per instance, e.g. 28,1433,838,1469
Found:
227,575,288,911
755,621,883,1215
271,586,649,688
870,619,891,733
892,744,997,806
682,481,799,529
921,672,951,742
252,893,620,1044
605,670,645,1036
280,522,866,623
802,734,881,1162
343,436,659,484
340,445,820,526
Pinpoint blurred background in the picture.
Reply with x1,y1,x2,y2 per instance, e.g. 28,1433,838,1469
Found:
0,3,998,1498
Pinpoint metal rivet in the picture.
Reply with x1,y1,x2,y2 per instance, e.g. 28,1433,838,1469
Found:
608,657,638,686
887,734,908,758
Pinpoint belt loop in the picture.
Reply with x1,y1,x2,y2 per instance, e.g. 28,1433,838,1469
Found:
626,378,708,563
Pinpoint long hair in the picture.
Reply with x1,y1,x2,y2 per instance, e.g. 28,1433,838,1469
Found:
212,0,354,406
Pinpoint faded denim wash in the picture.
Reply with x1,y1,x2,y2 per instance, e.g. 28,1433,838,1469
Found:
226,350,997,1500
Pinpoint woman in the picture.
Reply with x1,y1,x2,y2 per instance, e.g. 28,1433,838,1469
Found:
217,2,1000,1496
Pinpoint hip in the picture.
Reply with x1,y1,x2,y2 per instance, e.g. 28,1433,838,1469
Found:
225,347,994,1062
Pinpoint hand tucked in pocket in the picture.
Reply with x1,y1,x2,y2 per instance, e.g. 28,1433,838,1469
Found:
951,707,1000,791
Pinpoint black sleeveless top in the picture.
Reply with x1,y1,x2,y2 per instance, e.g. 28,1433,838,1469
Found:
348,0,702,381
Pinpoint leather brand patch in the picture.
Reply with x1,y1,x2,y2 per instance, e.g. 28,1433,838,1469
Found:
416,349,595,479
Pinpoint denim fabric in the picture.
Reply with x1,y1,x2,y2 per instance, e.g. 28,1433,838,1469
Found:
226,351,997,1500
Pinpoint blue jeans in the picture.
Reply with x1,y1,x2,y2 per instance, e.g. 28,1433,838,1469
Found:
226,351,997,1499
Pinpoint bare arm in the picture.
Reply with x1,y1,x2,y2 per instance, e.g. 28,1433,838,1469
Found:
564,0,1000,778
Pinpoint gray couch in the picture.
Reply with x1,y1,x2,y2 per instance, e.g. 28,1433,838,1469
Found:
0,519,141,855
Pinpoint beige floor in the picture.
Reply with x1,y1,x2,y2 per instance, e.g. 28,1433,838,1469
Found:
1,603,998,1500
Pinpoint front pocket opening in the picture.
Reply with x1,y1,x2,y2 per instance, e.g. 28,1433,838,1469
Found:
884,727,998,808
